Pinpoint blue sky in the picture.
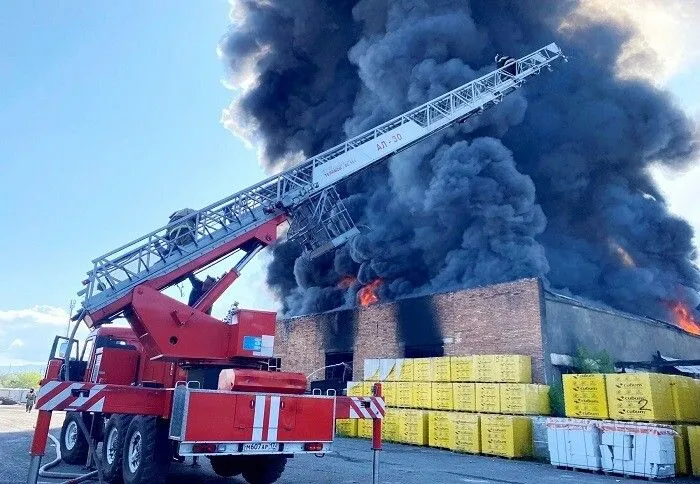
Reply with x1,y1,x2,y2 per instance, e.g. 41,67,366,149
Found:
0,2,275,365
0,3,698,366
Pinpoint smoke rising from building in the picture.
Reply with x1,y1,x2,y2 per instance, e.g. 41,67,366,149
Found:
220,0,699,328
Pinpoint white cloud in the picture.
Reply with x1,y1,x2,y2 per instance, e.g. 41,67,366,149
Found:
0,355,44,366
9,339,24,348
563,0,700,83
0,305,69,326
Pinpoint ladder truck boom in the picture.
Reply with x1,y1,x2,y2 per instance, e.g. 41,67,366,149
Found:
77,42,565,326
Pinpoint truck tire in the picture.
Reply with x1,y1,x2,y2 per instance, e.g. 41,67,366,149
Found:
209,455,244,477
59,412,89,465
102,415,133,482
241,456,287,484
121,416,171,484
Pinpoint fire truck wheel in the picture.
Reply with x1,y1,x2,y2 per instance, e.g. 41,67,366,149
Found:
122,416,171,484
102,415,133,482
241,456,287,484
59,412,89,465
209,455,244,477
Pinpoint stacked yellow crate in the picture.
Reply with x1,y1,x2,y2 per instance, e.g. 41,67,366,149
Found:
336,419,359,437
689,426,700,477
451,413,481,454
480,415,533,458
354,355,546,461
500,383,550,415
562,374,609,419
453,383,476,412
428,411,453,449
605,373,676,422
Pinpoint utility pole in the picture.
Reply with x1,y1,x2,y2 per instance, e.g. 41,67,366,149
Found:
66,300,75,337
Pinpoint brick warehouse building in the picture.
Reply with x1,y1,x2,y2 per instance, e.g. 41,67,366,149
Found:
274,278,700,384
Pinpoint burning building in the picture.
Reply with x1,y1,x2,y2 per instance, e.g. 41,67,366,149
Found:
220,1,700,381
274,278,700,384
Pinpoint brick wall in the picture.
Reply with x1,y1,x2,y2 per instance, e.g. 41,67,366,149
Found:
275,278,546,382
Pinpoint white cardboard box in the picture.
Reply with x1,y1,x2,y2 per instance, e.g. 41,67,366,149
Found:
546,417,602,470
363,359,381,381
599,422,676,479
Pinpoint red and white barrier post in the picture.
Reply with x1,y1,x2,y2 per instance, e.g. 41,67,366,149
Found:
27,410,51,484
372,382,383,484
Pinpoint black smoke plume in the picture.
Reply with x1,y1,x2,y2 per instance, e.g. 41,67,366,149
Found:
220,0,699,327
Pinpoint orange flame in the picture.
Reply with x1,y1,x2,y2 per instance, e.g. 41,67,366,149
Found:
669,300,700,336
338,276,357,289
358,279,382,306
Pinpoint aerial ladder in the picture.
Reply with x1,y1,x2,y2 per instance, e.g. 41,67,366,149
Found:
29,43,565,484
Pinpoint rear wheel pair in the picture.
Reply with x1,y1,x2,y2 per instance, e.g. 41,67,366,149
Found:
210,455,287,484
101,415,170,484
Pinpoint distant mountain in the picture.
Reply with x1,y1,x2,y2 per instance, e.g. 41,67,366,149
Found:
0,365,44,376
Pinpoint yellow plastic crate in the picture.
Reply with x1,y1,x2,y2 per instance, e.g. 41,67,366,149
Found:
689,425,700,477
670,375,700,423
396,382,415,408
450,356,474,382
346,381,364,397
606,373,676,422
358,418,373,438
394,358,414,381
673,425,691,475
428,411,453,448
413,358,434,382
363,381,377,396
336,419,358,437
494,355,532,383
474,355,498,382
431,383,454,411
432,356,452,382
450,413,481,454
382,409,400,442
413,382,432,409
563,374,609,419
382,382,397,407
500,384,550,415
453,383,476,412
480,415,532,458
400,409,429,445
476,383,501,413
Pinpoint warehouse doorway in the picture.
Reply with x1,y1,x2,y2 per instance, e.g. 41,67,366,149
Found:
325,351,353,381
404,344,444,358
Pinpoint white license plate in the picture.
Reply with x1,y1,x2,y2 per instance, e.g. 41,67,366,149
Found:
242,442,279,453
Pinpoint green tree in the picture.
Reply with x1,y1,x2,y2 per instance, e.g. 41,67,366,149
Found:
0,371,42,389
572,346,615,373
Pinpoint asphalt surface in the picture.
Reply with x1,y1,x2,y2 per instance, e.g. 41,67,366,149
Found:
1,406,698,484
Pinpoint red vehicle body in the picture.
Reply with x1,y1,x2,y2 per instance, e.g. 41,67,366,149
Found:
31,277,384,484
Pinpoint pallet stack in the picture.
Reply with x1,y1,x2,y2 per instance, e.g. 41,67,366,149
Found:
548,372,700,478
339,355,550,460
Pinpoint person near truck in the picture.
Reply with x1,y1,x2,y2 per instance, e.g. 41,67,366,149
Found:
25,388,36,412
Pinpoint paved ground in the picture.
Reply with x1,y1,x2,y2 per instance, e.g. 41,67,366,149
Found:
1,406,697,484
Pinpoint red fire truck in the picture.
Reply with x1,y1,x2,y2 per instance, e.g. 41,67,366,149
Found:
28,43,565,484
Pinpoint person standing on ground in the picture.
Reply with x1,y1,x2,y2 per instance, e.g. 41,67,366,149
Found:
25,388,36,412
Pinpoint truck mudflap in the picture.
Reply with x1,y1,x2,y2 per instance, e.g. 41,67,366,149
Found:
169,386,335,454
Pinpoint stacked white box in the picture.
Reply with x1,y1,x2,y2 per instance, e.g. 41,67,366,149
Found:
363,359,381,381
379,359,397,381
599,422,676,479
546,417,602,470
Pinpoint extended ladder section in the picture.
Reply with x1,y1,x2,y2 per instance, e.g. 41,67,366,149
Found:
78,42,565,321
